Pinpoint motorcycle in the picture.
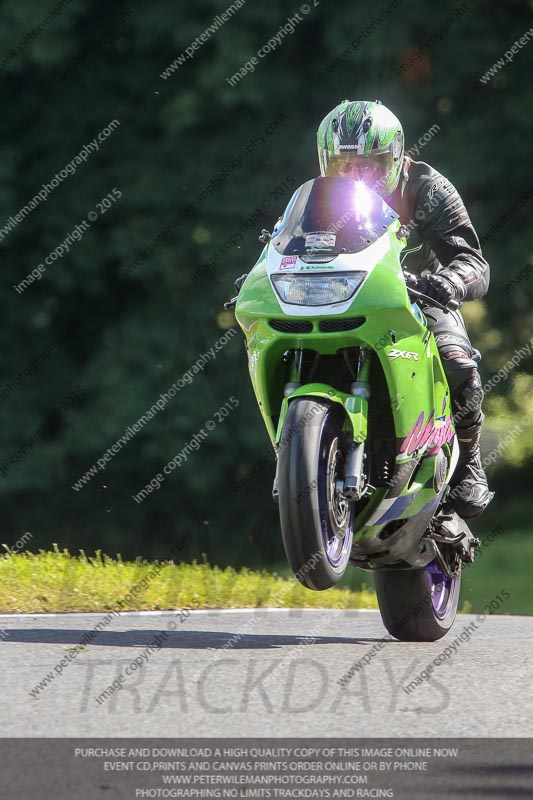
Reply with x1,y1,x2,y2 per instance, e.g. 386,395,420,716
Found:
226,176,480,642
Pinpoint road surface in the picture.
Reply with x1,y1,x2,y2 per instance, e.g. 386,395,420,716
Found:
2,608,532,736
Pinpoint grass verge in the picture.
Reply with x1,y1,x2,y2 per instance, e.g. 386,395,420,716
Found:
0,547,378,614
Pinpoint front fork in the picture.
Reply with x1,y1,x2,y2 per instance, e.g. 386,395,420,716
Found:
272,347,372,503
342,348,371,500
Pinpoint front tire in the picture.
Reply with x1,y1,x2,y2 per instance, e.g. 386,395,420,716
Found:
278,398,354,590
374,559,461,641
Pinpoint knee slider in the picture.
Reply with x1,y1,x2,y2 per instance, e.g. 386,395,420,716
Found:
437,341,476,387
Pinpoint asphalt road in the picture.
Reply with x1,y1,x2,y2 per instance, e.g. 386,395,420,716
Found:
3,608,533,737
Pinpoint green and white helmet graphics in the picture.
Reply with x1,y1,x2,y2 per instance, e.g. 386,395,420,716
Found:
317,100,404,196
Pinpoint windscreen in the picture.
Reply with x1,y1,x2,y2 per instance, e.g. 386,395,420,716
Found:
272,176,398,257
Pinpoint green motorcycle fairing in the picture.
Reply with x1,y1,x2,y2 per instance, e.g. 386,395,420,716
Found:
235,177,458,546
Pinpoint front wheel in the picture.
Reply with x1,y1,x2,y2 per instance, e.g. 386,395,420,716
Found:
278,398,354,590
374,559,461,641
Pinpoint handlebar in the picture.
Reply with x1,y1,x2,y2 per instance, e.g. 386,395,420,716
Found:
407,286,462,313
403,271,462,314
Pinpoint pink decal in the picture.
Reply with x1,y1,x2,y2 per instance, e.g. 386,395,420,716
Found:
280,256,297,270
400,411,427,456
426,415,455,455
417,410,436,451
400,409,454,456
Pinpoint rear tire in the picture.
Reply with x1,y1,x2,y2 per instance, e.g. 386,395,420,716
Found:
374,559,461,641
278,398,354,590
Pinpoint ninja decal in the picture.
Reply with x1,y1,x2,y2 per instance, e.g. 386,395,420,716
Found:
399,409,455,457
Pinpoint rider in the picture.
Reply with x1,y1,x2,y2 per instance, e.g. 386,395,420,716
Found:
316,99,493,519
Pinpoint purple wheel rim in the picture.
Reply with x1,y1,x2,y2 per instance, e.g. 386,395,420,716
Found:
426,559,457,619
325,522,352,566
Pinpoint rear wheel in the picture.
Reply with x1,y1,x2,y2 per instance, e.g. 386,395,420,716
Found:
374,558,461,641
278,398,354,590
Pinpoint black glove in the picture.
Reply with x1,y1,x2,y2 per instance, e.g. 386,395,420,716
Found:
416,272,465,308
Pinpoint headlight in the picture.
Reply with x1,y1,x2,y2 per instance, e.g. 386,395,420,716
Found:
271,271,366,306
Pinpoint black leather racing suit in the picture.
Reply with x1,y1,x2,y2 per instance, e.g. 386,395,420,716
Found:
388,156,491,517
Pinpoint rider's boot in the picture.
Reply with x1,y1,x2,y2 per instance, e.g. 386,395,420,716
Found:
448,415,494,519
